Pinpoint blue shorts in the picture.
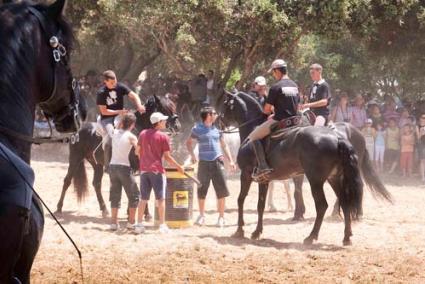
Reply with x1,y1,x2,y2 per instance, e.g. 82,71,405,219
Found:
140,172,166,201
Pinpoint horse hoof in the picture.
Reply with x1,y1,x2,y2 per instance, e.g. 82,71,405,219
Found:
269,206,277,212
232,230,245,239
343,239,352,246
54,209,62,216
102,209,109,218
292,215,305,222
251,231,261,240
303,237,314,245
145,214,152,222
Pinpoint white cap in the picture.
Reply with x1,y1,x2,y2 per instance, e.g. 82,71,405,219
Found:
150,112,168,124
254,76,267,86
268,59,287,73
366,118,372,124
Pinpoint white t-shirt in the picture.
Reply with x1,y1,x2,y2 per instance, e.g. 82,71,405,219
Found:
110,129,137,166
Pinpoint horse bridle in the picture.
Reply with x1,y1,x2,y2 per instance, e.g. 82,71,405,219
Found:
29,6,81,134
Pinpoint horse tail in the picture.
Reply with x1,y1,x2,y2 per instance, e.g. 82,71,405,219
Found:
338,139,363,218
361,149,392,202
69,142,88,203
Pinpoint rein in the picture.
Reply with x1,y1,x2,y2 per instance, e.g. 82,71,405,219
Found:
220,115,264,134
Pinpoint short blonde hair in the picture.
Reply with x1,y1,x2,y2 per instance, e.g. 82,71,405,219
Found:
102,70,116,80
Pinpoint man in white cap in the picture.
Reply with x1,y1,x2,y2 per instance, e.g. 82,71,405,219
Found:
135,112,184,234
248,76,268,106
300,63,332,126
247,59,300,181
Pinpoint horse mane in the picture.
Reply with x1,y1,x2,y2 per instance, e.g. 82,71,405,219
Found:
0,1,74,128
159,96,176,115
236,91,263,114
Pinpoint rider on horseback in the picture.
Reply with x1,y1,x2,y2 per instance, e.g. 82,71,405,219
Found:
96,70,145,170
247,59,300,181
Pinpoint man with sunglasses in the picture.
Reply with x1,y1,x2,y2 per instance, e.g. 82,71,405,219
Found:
247,59,300,181
186,106,236,228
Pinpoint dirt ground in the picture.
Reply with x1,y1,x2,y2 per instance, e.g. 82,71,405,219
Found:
29,144,425,283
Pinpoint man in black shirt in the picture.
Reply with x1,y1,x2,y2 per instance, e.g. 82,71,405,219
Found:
96,70,145,170
247,59,300,181
300,63,332,126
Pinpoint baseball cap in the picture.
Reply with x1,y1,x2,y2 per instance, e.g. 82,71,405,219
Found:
268,59,287,73
150,112,168,124
366,118,372,124
254,76,267,86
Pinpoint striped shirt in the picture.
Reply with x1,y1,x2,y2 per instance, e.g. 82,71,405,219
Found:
190,123,223,161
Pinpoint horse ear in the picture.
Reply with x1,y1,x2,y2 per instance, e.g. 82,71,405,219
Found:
153,94,160,103
47,0,67,18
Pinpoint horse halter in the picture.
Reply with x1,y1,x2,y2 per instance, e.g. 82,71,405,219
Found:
29,7,82,133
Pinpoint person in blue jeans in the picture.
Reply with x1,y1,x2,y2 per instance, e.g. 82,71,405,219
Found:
186,106,236,228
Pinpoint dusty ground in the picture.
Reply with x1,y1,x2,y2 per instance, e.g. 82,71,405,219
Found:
29,144,425,283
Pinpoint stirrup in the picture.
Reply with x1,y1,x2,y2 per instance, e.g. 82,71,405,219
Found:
252,168,273,183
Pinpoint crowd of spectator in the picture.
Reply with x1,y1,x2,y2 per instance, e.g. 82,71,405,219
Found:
329,93,425,182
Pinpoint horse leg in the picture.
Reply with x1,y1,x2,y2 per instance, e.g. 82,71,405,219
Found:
267,181,277,212
331,199,341,218
91,161,108,217
232,169,252,238
56,166,74,214
304,181,328,245
251,182,268,240
293,175,305,221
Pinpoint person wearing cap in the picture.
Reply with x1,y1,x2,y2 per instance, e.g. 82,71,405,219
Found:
108,112,140,231
134,112,184,234
300,63,332,126
186,106,236,228
96,70,146,171
247,59,300,181
248,76,268,106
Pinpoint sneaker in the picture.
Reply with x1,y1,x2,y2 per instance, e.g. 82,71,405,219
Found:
194,215,205,226
126,223,136,230
216,217,225,228
133,223,145,234
109,223,119,231
159,223,170,234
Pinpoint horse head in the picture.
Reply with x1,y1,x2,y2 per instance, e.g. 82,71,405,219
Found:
31,0,86,133
220,90,247,127
135,95,181,133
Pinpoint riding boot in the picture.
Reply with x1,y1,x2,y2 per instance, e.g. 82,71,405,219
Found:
250,140,273,182
0,204,29,284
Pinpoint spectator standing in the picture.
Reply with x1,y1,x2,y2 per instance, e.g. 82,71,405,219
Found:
206,70,215,106
186,107,236,228
398,108,412,128
386,118,401,174
399,124,415,177
108,113,140,231
362,119,376,159
349,95,367,129
374,122,386,173
383,98,400,124
135,112,184,234
417,114,425,183
369,104,384,128
329,92,350,123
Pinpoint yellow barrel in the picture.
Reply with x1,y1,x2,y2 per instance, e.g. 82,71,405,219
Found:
154,167,194,228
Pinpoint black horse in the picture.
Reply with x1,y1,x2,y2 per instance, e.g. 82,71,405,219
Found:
221,91,391,245
0,1,85,283
56,95,180,217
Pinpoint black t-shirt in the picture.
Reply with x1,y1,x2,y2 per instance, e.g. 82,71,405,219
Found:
309,80,331,116
265,78,299,120
96,82,131,119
